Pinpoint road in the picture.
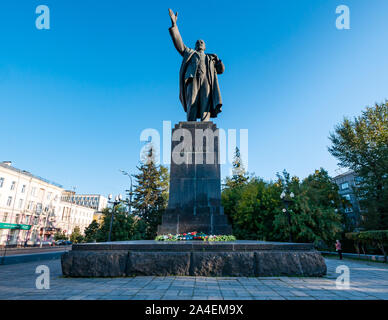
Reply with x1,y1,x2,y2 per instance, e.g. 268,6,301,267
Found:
0,246,71,256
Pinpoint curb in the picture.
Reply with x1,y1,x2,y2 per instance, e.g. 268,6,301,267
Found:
321,251,386,263
0,251,67,265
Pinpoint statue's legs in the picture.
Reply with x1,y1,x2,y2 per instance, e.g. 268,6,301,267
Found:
199,77,211,121
185,76,211,121
186,81,197,121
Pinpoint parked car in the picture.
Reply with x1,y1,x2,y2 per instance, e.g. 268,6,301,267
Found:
56,240,72,246
34,240,54,247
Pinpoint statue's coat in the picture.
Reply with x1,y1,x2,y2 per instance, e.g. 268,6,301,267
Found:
169,25,225,118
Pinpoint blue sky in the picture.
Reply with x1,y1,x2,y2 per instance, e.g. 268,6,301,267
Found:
1,0,388,197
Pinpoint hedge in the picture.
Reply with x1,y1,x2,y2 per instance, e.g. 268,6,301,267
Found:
345,230,388,262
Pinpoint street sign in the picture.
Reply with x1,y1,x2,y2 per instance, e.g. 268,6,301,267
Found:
0,223,32,230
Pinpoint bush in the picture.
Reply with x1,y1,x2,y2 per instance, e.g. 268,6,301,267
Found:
54,231,68,241
70,226,84,244
345,230,388,261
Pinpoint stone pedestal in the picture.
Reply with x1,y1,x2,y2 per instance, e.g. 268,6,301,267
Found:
61,241,327,277
157,121,232,235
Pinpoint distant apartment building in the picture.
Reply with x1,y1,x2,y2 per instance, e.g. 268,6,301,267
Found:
61,191,107,225
333,170,362,229
61,191,107,212
0,161,102,246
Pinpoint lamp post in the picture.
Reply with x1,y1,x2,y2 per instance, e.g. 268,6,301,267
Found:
280,191,295,243
107,194,122,242
119,170,133,215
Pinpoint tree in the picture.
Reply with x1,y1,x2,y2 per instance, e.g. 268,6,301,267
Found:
96,206,139,242
222,177,280,240
132,147,168,239
131,218,148,240
70,226,84,243
273,169,344,247
222,169,344,247
329,102,388,229
54,231,68,241
84,220,100,243
224,147,249,189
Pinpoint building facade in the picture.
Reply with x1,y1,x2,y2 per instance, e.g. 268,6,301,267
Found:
61,192,107,212
0,161,100,246
334,170,362,230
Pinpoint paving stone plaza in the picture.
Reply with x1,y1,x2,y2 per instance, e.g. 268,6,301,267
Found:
1,257,388,300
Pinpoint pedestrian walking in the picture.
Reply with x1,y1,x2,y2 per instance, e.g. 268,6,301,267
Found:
336,240,343,260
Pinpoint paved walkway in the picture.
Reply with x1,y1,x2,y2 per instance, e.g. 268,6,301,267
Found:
0,257,388,300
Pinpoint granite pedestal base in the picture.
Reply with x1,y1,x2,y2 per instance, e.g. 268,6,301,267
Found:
61,241,327,277
157,121,232,235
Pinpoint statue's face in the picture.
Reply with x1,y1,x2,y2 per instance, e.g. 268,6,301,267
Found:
195,39,206,51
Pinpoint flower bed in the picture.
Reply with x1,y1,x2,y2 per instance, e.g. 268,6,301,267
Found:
155,232,236,242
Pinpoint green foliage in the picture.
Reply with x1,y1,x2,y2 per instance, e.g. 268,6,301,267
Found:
132,147,169,239
54,231,68,241
222,177,281,240
222,168,344,247
329,102,388,229
224,147,249,189
70,226,84,243
274,169,343,246
96,207,141,242
345,232,359,241
84,220,100,243
345,230,388,261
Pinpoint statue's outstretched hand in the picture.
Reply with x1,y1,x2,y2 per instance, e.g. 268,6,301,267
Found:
168,8,178,26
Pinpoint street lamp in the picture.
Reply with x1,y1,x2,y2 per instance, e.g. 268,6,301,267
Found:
119,170,133,215
107,194,123,242
280,191,295,243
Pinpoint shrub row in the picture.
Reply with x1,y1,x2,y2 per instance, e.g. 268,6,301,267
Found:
345,230,388,262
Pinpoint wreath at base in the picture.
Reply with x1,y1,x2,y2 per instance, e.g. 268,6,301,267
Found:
155,232,236,242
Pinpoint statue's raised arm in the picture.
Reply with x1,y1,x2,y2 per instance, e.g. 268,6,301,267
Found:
168,8,186,56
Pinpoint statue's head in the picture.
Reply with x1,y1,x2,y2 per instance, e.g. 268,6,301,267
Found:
195,39,206,52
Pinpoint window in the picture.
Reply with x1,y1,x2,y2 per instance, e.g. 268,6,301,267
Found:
47,192,52,200
343,194,351,201
31,187,37,196
27,201,33,210
36,203,42,214
10,181,16,191
6,196,12,207
2,213,8,222
341,182,349,190
354,177,363,185
345,207,353,213
21,185,26,193
18,199,23,209
0,178,4,188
